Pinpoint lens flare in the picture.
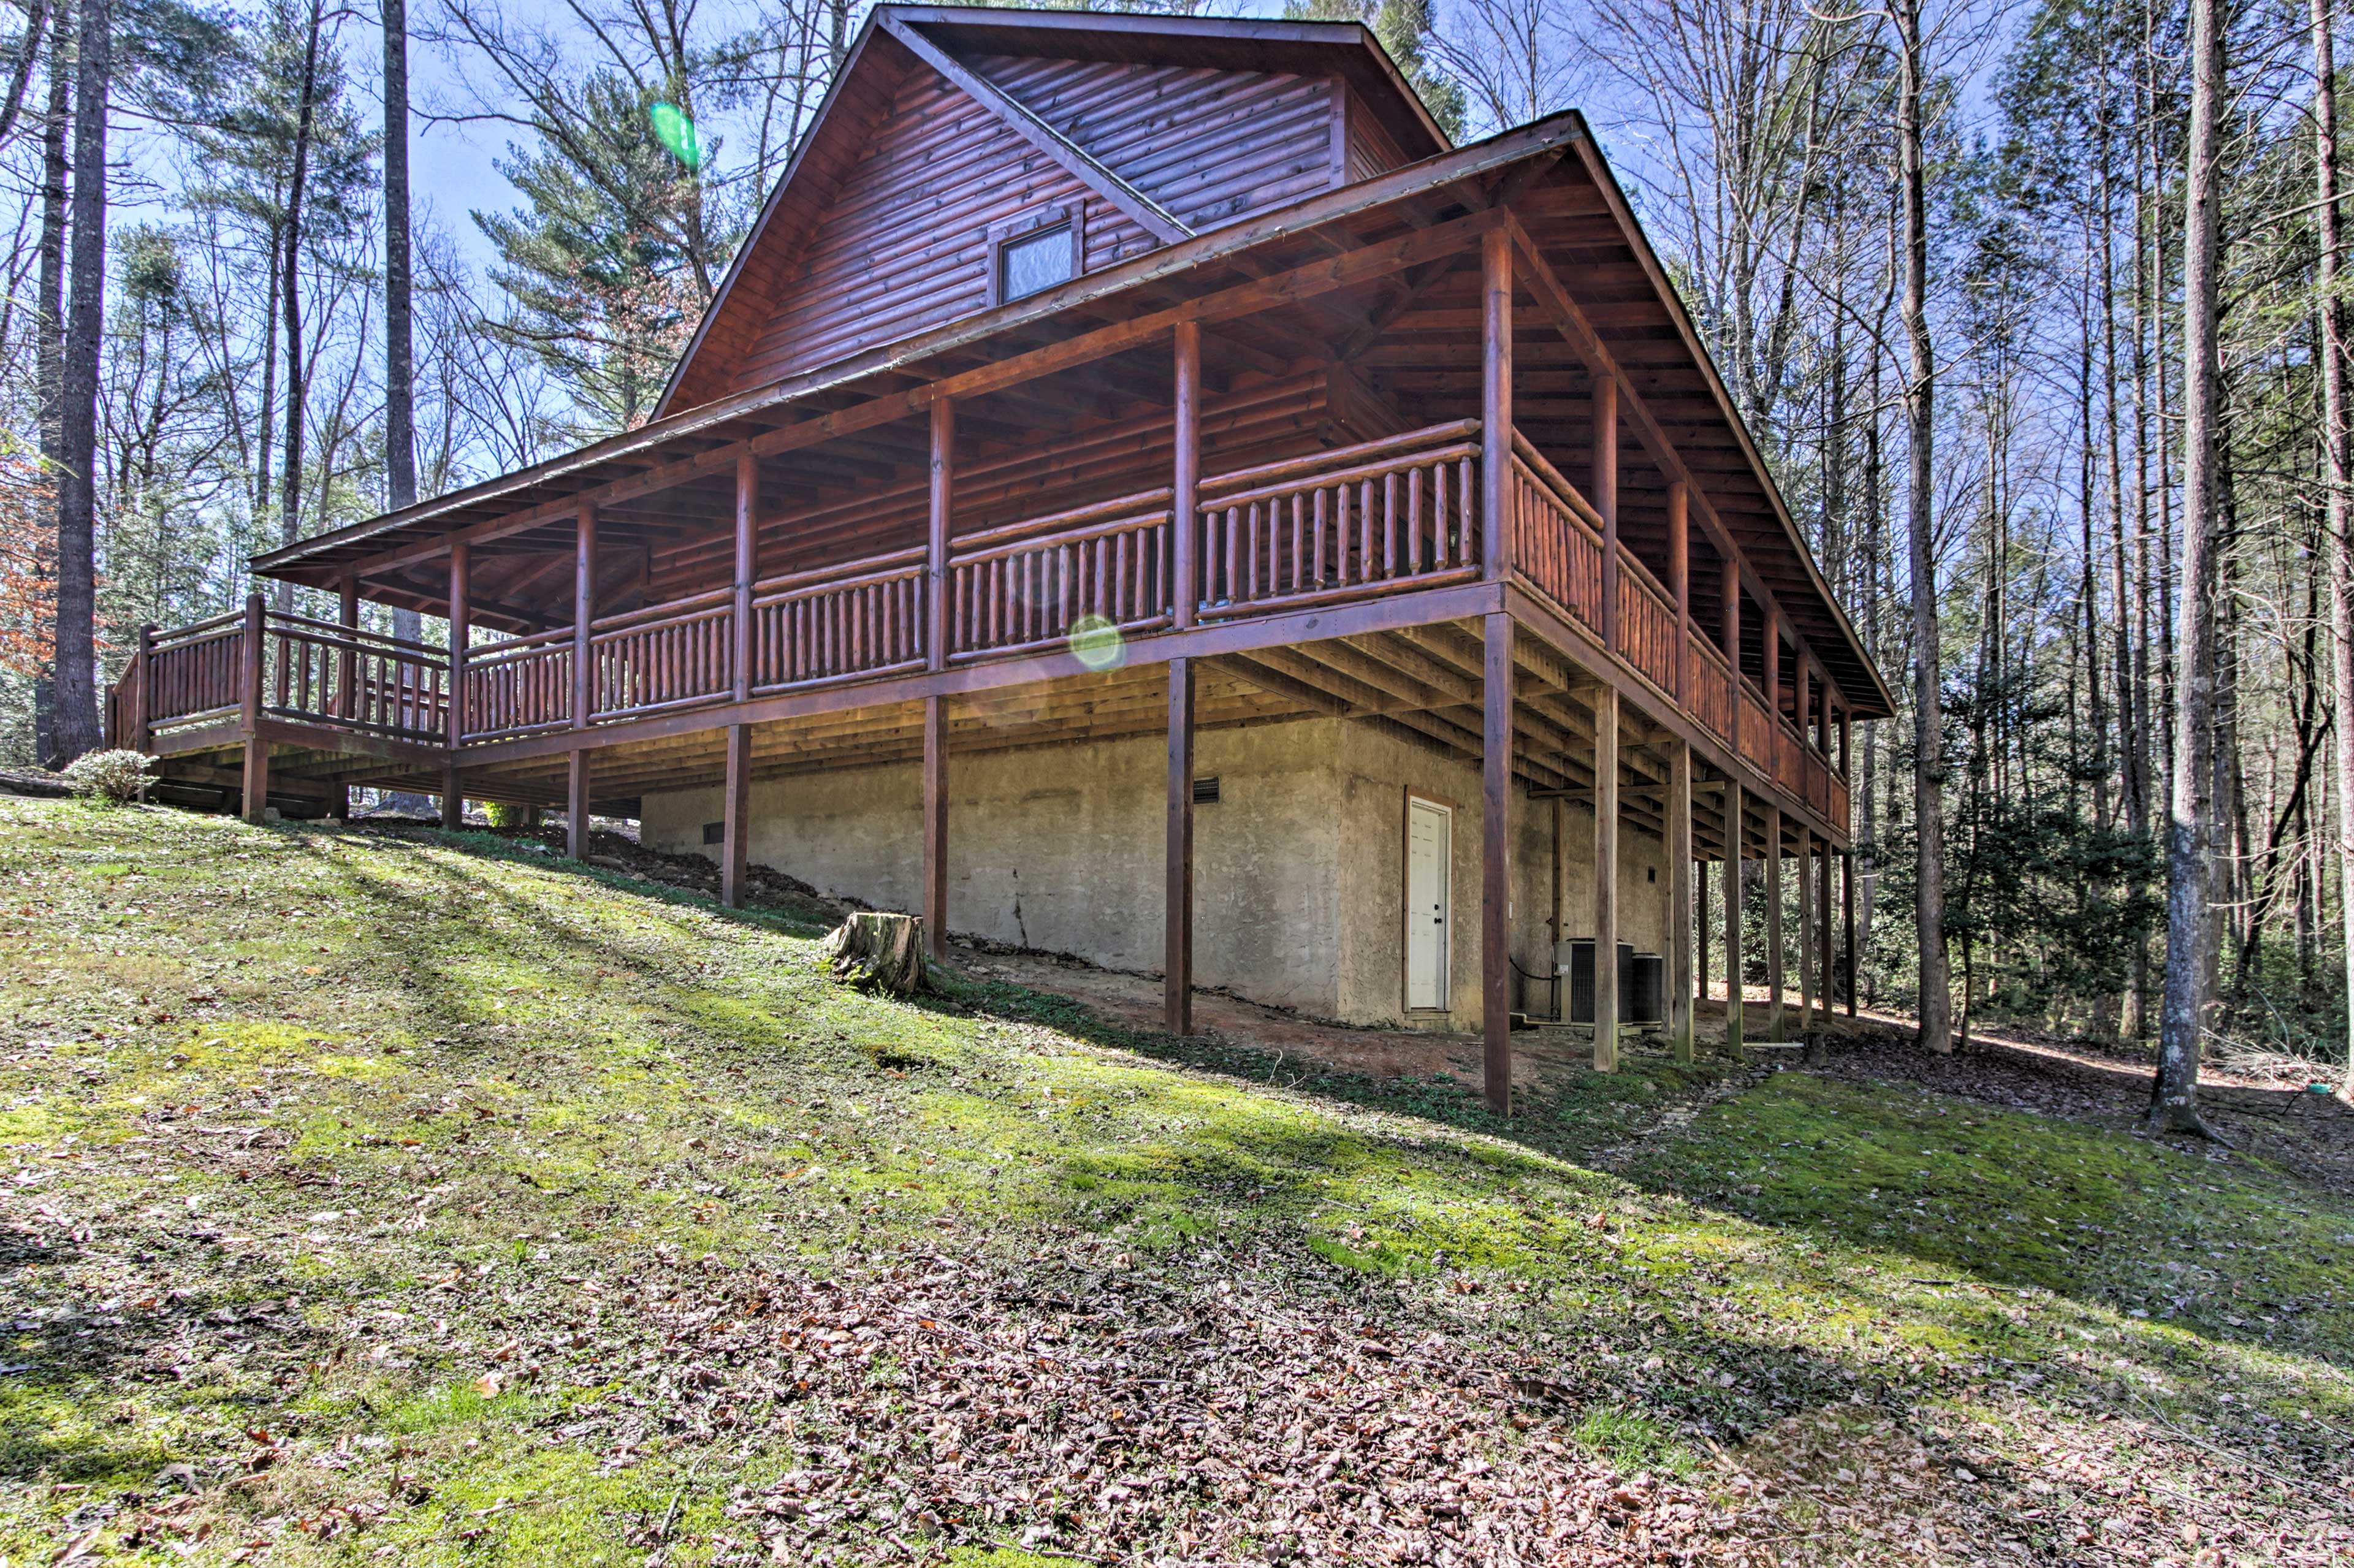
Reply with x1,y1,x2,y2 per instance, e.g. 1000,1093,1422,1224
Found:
1067,614,1126,671
649,101,703,169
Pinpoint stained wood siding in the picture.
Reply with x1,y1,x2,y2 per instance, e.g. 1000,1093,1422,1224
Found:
721,61,1156,394
975,54,1340,230
1345,86,1409,183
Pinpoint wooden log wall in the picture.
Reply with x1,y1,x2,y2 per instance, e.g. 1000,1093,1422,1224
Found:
639,367,1362,609
720,56,1156,392
974,54,1342,232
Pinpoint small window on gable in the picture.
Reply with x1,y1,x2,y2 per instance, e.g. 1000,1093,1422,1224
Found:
992,211,1080,305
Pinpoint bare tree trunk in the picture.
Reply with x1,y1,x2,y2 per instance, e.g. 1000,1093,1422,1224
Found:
1891,0,1950,1051
2318,0,2354,1095
273,0,324,610
32,7,67,766
2150,0,2224,1136
384,0,422,655
50,0,106,763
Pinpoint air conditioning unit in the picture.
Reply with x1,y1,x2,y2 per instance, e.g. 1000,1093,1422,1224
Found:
1566,939,1664,1026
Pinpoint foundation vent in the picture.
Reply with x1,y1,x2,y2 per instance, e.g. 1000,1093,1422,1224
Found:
702,821,725,845
1192,776,1221,804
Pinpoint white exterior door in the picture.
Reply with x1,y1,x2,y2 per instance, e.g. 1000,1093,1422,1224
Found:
1405,796,1452,1010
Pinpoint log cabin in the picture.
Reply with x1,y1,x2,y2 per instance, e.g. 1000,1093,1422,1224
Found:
107,4,1893,1113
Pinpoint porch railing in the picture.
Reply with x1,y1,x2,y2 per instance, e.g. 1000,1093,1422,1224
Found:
107,601,449,750
1196,421,1482,617
951,492,1171,659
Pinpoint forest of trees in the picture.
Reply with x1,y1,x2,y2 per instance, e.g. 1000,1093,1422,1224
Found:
1,0,2347,1108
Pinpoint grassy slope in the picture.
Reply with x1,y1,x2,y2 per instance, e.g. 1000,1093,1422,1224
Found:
1,796,2349,1566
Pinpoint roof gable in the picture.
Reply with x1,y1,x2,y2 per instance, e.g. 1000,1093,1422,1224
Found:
655,5,1445,419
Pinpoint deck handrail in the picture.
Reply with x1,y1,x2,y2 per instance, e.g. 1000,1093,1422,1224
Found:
468,623,576,660
1508,428,1607,537
952,503,1175,569
753,554,928,607
590,585,734,637
1202,418,1480,499
753,544,928,598
1620,550,1677,620
1200,427,1479,513
954,487,1173,554
151,612,245,651
264,608,448,660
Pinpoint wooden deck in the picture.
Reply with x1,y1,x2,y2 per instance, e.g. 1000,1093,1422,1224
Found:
108,419,1851,850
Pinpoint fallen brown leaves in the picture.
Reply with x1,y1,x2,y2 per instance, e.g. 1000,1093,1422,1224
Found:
543,1238,1783,1566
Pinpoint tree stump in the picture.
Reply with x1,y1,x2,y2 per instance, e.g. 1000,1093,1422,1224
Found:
821,911,929,994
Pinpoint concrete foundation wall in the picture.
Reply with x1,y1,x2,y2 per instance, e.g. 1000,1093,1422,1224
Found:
639,715,1673,1030
641,721,1348,1017
1329,723,1670,1028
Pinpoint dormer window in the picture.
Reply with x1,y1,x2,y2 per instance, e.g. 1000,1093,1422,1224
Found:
991,209,1082,305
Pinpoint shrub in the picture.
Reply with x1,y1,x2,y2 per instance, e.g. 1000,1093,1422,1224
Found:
62,748,158,804
484,801,533,828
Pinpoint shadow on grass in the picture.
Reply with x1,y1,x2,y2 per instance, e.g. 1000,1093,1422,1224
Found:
131,816,2354,1482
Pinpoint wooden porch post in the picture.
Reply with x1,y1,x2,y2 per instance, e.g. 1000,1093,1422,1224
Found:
928,400,953,665
239,592,268,823
722,722,751,908
1172,325,1200,628
1165,656,1195,1033
1721,565,1740,755
923,695,948,961
1724,777,1745,1054
734,450,759,699
443,540,469,829
1479,227,1513,583
1764,804,1785,1041
568,501,596,859
1798,826,1816,1033
130,623,154,754
1667,479,1688,699
1843,848,1859,1018
721,451,758,910
1482,611,1517,1104
921,398,953,959
1696,856,1709,1000
337,574,359,725
1763,609,1781,722
1667,737,1693,1061
1594,376,1619,649
1591,680,1619,1073
1819,831,1837,1031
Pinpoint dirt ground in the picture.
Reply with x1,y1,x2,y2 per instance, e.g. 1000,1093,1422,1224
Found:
951,945,2354,1196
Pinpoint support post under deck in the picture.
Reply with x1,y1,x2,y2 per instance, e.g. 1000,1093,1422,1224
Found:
566,752,591,861
568,501,596,860
1821,834,1838,1027
1667,738,1693,1062
1798,826,1816,1033
722,723,751,909
443,540,469,829
240,593,268,824
1764,804,1785,1041
1591,679,1618,1073
1724,777,1745,1056
1482,611,1517,1107
923,695,948,961
1164,657,1195,1034
1843,848,1859,1018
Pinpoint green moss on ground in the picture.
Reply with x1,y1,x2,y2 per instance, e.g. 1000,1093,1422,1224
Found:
1,797,2349,1564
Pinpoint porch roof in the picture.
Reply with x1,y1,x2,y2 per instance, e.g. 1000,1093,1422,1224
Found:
250,111,1895,719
